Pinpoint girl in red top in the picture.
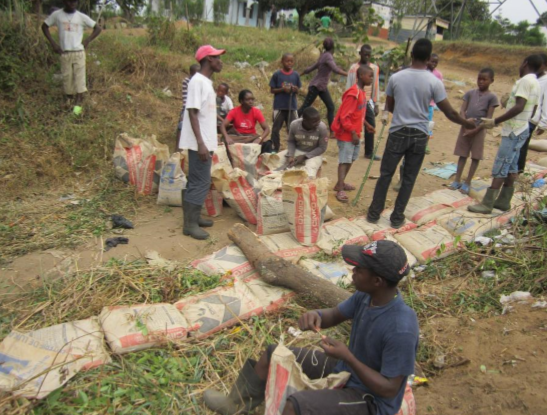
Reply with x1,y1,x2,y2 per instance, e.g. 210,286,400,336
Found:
332,65,375,202
221,89,272,153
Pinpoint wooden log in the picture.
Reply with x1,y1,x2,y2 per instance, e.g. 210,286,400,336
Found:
228,224,351,308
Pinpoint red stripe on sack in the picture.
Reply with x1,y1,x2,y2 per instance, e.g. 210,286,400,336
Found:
268,365,290,415
119,326,188,348
294,187,306,242
452,197,474,209
411,204,448,223
421,241,454,260
308,183,321,243
125,146,142,186
141,155,156,195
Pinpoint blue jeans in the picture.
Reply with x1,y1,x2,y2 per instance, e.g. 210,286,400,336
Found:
492,130,529,178
368,127,428,224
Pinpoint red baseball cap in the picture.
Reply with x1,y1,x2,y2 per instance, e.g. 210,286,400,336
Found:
195,45,226,62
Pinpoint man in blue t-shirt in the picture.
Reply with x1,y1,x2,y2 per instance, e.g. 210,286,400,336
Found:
270,53,302,152
203,240,420,415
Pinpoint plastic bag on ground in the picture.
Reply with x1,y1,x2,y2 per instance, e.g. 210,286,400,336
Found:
191,244,255,279
316,217,370,255
404,196,453,226
113,133,170,195
157,152,187,206
202,188,223,217
395,222,460,264
282,171,329,246
212,168,258,225
259,232,320,263
99,304,189,354
352,210,418,241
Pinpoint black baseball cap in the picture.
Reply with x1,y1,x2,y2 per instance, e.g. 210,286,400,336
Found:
342,240,410,282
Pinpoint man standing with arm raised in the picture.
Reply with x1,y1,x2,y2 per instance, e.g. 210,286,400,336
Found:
366,38,475,229
180,45,225,240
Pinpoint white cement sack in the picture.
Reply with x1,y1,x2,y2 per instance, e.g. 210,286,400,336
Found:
99,304,189,354
212,168,258,225
404,196,453,226
191,244,255,279
113,133,169,195
0,331,80,399
257,189,290,235
298,258,352,286
175,279,264,337
211,145,233,174
256,171,284,192
157,152,187,206
427,189,474,209
468,179,491,201
26,317,110,371
316,217,370,255
228,143,261,184
524,162,547,179
264,343,351,415
528,139,547,152
202,188,223,217
259,232,320,263
382,234,418,269
395,222,460,264
436,210,499,242
257,152,285,176
352,210,418,241
282,171,329,246
241,273,295,312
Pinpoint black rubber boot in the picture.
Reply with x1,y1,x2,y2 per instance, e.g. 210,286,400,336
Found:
493,186,515,212
203,359,266,415
183,201,209,240
181,189,213,227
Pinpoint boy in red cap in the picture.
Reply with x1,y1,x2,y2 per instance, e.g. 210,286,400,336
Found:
179,45,225,240
203,240,419,415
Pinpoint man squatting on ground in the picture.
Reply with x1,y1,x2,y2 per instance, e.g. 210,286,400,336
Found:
366,39,475,229
469,54,542,214
179,45,225,240
277,107,328,178
204,240,419,415
42,0,102,115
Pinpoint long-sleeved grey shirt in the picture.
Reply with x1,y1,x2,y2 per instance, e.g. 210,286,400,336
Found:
287,118,328,159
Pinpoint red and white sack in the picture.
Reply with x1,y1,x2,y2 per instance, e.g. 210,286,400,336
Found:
436,210,499,242
524,162,547,179
99,304,189,354
241,272,295,312
395,222,460,264
211,144,233,174
264,343,351,415
316,217,370,255
352,210,417,241
202,188,223,217
404,196,453,226
113,133,169,195
191,243,255,279
257,152,285,176
427,189,474,209
26,317,111,371
157,152,187,206
282,171,329,246
212,168,258,225
175,279,264,337
228,143,261,184
259,232,320,263
468,179,491,201
298,258,353,286
257,173,294,235
396,384,416,415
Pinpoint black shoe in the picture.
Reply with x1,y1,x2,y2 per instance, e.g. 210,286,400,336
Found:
366,215,379,224
365,154,381,161
391,219,406,229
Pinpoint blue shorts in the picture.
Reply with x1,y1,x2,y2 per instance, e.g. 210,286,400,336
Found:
492,130,529,178
337,140,360,164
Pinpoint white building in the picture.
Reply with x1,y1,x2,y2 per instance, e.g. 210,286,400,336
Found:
203,0,272,28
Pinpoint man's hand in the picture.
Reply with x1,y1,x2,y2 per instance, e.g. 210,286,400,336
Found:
536,128,544,136
83,40,90,49
283,84,291,94
364,122,376,134
53,43,63,55
293,154,306,165
463,127,480,137
351,131,360,146
197,142,210,162
380,110,390,126
298,311,322,332
291,85,299,93
225,136,235,145
320,336,352,361
480,118,496,129
287,157,296,167
374,105,380,117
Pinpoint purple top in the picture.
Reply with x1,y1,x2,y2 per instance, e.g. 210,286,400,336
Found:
305,52,343,91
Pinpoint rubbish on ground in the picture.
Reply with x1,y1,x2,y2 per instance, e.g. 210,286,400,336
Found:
234,61,251,69
145,250,178,271
481,271,496,279
494,229,515,244
288,327,302,337
423,163,457,179
533,208,547,223
414,265,427,272
480,365,487,374
532,178,546,188
111,214,134,229
104,236,129,251
474,236,493,246
59,194,75,201
433,354,445,369
161,87,173,97
532,301,547,309
500,291,533,305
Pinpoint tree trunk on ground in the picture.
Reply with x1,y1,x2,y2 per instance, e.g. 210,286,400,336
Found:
227,224,351,308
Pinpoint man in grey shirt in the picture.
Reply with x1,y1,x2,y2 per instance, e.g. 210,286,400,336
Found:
367,39,475,228
279,107,328,178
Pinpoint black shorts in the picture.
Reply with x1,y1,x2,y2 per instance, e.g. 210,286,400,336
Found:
266,346,377,415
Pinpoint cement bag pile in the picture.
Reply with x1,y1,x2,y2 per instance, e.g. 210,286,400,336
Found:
0,331,81,398
212,168,258,225
298,258,352,286
113,133,169,195
228,143,261,185
157,152,187,206
257,171,307,236
259,232,320,262
428,188,474,209
436,210,500,242
257,152,285,176
211,144,233,173
404,196,453,226
352,210,417,241
282,170,329,246
240,273,295,312
99,304,190,354
202,188,224,217
468,179,491,201
191,243,255,278
395,222,461,264
316,217,370,255
528,139,547,152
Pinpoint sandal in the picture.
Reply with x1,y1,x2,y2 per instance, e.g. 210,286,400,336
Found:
459,183,470,195
336,190,349,203
448,181,461,190
343,183,356,191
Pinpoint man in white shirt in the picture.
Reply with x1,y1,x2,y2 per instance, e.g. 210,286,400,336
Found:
179,45,225,240
469,54,542,214
42,0,101,114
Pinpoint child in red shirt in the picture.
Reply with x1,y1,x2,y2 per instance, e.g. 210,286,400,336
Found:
332,65,375,202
